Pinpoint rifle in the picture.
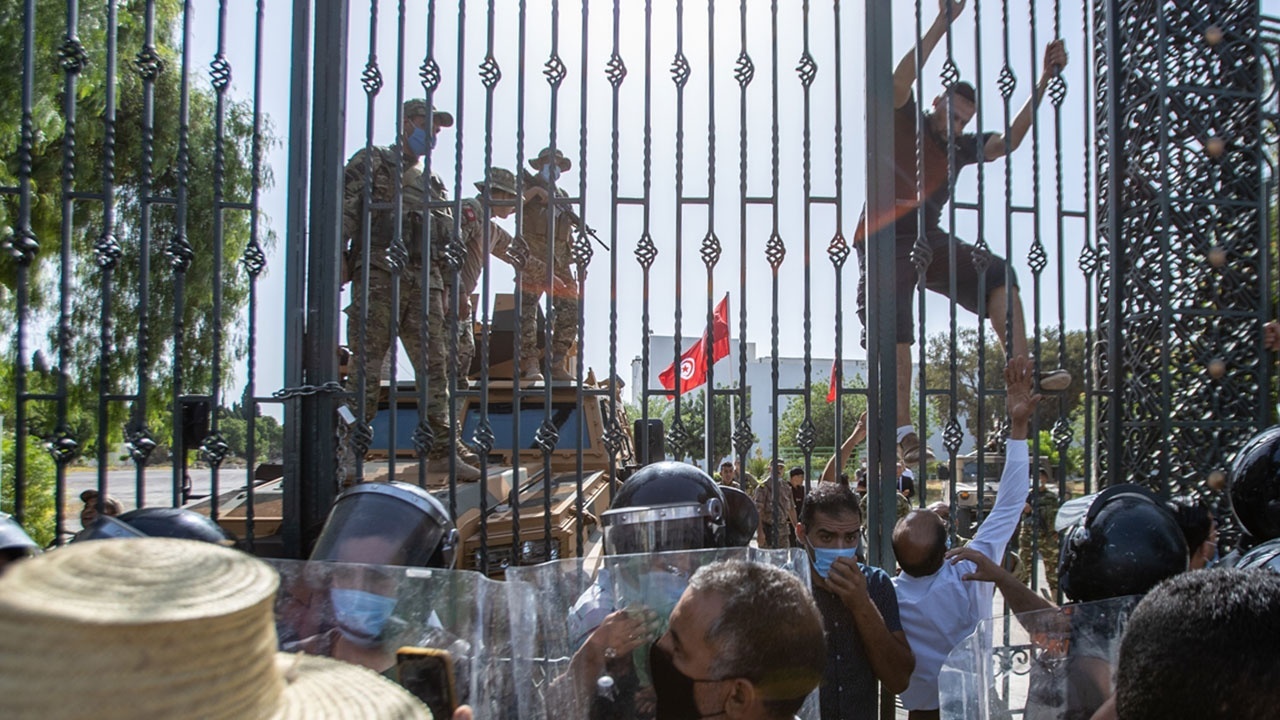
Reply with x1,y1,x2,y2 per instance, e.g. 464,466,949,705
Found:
521,169,610,252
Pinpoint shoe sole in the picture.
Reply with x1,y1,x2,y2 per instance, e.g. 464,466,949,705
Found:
1039,373,1073,392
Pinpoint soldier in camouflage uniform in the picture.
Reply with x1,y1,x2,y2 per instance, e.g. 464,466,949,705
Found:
340,99,480,480
452,168,522,377
1016,467,1060,596
517,146,580,383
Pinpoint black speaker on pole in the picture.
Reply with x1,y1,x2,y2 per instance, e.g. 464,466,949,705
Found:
633,419,665,466
180,396,212,448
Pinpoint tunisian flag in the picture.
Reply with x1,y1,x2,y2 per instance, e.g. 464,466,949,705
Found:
659,294,730,397
827,358,840,403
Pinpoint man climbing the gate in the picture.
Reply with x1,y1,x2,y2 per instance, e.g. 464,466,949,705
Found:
855,0,1072,464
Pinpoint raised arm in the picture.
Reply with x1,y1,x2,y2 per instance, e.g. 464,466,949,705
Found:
820,411,868,484
894,0,967,108
945,545,1055,617
970,357,1040,556
983,40,1068,160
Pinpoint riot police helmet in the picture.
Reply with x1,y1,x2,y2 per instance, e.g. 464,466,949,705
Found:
73,514,148,542
0,513,39,574
1228,425,1280,542
1059,484,1188,603
117,507,237,546
310,480,459,569
719,484,760,548
600,461,726,555
1235,537,1280,573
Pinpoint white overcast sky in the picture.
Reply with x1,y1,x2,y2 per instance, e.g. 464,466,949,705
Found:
187,0,1277,407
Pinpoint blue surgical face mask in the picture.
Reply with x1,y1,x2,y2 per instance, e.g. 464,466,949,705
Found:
538,163,561,183
407,126,429,157
807,541,860,579
330,588,397,642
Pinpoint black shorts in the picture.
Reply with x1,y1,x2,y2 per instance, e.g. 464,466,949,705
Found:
856,229,1017,346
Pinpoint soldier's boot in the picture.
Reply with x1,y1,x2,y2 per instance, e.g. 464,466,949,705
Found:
548,353,575,383
426,454,483,481
456,439,481,465
521,358,544,383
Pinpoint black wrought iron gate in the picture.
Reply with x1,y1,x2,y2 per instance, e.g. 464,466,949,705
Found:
2,0,1278,699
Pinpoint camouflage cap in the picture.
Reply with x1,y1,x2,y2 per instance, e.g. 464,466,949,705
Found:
474,167,519,196
528,146,572,172
403,99,454,127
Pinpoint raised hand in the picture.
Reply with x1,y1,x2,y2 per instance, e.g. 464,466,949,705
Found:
1004,356,1042,436
945,545,1007,583
1043,39,1068,76
938,0,967,22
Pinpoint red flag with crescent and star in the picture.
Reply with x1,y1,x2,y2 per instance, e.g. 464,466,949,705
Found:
659,294,730,398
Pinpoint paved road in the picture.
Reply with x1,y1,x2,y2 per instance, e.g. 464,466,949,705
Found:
63,466,238,511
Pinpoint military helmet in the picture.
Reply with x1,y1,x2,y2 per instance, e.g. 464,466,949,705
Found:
1228,425,1280,542
310,480,459,569
719,485,761,548
402,99,454,127
601,461,726,555
117,507,237,546
529,146,572,171
1059,484,1188,603
474,167,519,197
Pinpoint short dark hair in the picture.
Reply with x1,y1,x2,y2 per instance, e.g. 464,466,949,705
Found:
688,560,825,718
1116,568,1280,719
789,466,805,478
949,81,976,104
721,461,734,469
800,482,862,527
1165,495,1213,552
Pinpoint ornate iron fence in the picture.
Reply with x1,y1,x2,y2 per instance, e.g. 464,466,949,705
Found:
1,0,1276,670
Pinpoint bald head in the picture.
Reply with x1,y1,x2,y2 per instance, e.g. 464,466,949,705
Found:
892,509,948,577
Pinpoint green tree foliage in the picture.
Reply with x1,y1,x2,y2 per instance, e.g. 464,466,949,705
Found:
923,327,1088,444
0,1,276,460
776,380,869,475
217,403,283,466
669,387,756,466
1,433,57,547
632,388,757,466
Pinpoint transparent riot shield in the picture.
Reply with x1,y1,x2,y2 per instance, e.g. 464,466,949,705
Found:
938,595,1143,720
506,546,819,720
267,559,537,720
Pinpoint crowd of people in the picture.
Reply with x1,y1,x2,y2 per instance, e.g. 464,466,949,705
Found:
4,343,1278,719
3,0,1278,715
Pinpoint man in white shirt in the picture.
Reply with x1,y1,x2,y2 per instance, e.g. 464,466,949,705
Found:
890,355,1040,719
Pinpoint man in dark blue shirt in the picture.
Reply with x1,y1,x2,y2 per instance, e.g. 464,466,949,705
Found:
855,0,1071,466
796,482,914,718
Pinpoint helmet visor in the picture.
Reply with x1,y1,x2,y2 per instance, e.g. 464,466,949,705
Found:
601,503,720,555
311,484,455,568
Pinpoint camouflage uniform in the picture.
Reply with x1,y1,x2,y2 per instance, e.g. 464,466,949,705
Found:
517,147,580,379
453,194,515,377
1016,487,1061,595
859,491,914,530
341,105,454,458
752,478,799,548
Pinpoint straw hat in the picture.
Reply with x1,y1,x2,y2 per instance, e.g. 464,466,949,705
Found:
0,538,432,720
